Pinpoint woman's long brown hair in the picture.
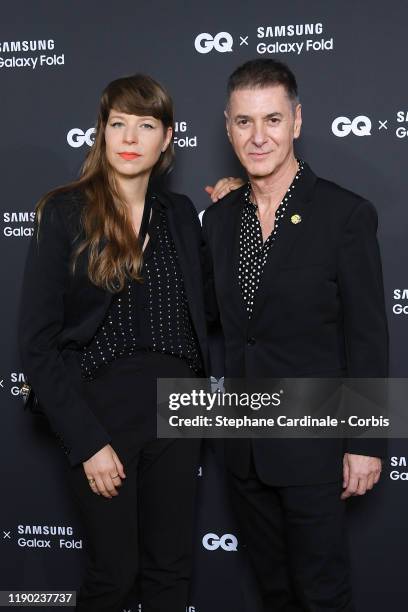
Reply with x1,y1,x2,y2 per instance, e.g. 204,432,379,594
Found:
36,74,174,292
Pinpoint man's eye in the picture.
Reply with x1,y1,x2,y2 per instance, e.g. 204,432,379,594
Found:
238,119,248,126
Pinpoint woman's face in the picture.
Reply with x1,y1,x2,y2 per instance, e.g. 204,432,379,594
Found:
104,109,172,179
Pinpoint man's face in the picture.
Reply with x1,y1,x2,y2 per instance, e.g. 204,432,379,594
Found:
225,85,302,179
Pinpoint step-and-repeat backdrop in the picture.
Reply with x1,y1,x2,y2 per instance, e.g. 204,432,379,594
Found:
1,1,408,610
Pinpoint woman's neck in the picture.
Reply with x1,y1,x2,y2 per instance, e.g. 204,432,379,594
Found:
115,172,150,211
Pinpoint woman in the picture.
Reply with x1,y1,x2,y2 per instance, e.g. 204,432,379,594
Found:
19,74,209,612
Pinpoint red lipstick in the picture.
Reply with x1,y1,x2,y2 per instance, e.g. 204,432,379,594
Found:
119,152,141,160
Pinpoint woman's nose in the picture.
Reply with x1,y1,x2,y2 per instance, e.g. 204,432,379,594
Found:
123,128,138,143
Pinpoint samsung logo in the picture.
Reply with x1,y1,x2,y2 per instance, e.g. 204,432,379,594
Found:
0,39,55,53
3,212,35,223
17,525,73,536
394,289,408,300
257,23,323,38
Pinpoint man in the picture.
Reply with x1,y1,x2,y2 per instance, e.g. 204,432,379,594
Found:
202,59,388,611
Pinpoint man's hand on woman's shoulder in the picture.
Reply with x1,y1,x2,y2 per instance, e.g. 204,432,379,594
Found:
205,177,245,203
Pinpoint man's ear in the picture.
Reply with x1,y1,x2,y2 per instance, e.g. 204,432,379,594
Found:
224,109,232,142
293,104,302,140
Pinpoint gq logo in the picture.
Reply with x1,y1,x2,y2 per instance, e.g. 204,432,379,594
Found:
194,32,233,54
331,116,372,137
67,127,96,148
202,533,238,551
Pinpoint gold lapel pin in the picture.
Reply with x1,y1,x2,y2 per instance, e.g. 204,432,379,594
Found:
291,214,302,225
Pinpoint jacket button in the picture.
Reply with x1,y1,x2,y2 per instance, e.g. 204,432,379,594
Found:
247,337,256,346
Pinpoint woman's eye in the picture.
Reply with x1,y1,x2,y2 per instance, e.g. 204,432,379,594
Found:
141,123,155,129
111,121,124,128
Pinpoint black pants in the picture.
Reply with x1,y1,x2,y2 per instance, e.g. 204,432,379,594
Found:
227,453,354,612
66,352,201,612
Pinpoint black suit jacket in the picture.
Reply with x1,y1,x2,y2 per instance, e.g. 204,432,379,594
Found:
19,188,209,467
202,163,389,486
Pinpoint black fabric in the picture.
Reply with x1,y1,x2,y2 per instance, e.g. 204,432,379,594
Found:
202,162,389,485
81,196,203,379
70,437,200,612
67,352,201,612
19,188,209,467
138,189,153,247
227,457,354,612
239,160,304,316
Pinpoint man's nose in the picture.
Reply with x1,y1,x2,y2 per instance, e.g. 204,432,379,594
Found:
252,123,268,147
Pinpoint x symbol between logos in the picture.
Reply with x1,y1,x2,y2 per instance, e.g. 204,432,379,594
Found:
0,379,4,388
239,36,249,46
378,120,388,130
3,531,11,539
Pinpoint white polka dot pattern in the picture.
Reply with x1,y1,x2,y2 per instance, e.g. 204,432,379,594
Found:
80,201,203,379
238,160,304,317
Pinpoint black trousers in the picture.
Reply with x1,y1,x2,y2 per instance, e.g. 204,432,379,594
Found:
65,352,201,612
227,452,355,612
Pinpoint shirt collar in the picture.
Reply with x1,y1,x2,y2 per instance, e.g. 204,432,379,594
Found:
244,159,305,210
146,184,170,209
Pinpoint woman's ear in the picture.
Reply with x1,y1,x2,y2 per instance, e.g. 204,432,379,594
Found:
162,126,173,152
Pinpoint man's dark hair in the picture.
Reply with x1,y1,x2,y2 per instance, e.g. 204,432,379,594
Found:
226,59,299,110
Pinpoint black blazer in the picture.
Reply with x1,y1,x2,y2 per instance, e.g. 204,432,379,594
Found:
19,188,209,467
202,162,389,486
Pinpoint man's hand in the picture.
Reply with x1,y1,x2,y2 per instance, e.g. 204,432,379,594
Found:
83,444,126,499
341,453,382,500
205,177,245,202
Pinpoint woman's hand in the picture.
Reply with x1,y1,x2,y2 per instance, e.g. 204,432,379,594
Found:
83,444,126,499
205,177,245,203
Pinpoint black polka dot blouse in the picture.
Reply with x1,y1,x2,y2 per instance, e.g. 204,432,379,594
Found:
80,196,203,379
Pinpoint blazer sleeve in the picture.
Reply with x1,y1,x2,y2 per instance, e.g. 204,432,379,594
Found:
337,199,389,458
18,197,111,467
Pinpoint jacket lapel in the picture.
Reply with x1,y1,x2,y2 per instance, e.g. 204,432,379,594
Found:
158,192,210,372
250,163,318,321
216,186,249,320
